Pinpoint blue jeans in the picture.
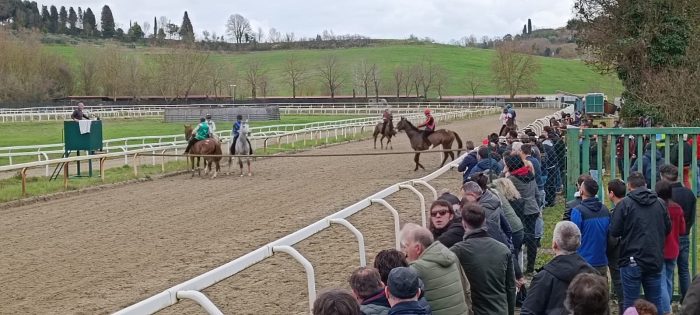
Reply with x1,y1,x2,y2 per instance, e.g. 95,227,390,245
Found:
661,259,675,313
620,264,665,313
677,235,691,301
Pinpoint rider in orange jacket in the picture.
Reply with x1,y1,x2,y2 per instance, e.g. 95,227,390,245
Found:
417,108,436,139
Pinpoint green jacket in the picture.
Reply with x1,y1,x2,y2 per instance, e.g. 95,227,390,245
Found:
489,188,524,232
195,122,209,140
451,228,516,315
409,241,471,315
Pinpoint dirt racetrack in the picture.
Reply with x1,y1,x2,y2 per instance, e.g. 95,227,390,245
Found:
0,109,555,314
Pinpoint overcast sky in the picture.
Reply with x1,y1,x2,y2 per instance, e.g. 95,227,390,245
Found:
35,0,576,42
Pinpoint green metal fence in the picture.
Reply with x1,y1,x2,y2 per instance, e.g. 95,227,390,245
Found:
565,126,699,277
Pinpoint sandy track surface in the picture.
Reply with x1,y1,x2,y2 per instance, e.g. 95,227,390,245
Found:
0,109,554,314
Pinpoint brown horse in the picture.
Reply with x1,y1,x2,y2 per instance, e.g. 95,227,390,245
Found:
184,125,222,178
373,114,396,149
396,117,463,171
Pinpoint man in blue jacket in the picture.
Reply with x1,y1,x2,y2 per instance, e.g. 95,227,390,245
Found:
466,146,503,180
630,143,665,188
570,178,611,277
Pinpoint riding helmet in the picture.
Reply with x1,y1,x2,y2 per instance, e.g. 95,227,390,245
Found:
200,117,206,122
424,108,431,115
206,114,212,119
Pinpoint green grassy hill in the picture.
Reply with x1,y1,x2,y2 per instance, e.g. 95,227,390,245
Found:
45,43,622,99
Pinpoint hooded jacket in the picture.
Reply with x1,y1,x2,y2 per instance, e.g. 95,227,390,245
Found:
409,242,471,315
361,289,391,315
468,158,504,179
610,188,671,273
630,150,665,188
451,228,515,315
479,190,513,250
520,253,598,315
570,197,611,267
508,172,540,216
490,188,524,232
433,218,465,248
458,151,479,183
670,182,696,236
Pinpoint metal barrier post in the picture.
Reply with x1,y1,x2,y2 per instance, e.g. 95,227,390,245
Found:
272,246,316,314
133,153,140,176
175,291,223,315
100,157,106,181
411,180,438,201
370,199,402,250
399,184,427,227
329,219,367,267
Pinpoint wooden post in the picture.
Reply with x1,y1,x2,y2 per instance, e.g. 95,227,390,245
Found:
133,153,140,176
63,162,69,190
21,167,28,196
100,157,106,181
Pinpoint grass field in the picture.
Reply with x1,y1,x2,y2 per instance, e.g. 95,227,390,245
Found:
45,43,622,99
0,115,359,147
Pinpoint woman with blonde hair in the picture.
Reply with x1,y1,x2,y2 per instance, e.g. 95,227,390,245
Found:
491,177,525,283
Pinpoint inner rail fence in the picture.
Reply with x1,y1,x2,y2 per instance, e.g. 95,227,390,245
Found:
0,108,499,174
0,101,564,122
111,107,571,315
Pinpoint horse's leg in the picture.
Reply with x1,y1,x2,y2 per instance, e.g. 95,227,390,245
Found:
247,160,252,176
380,135,385,149
373,133,378,149
439,144,449,167
414,153,425,171
211,160,219,179
190,156,195,177
238,158,244,177
388,136,393,150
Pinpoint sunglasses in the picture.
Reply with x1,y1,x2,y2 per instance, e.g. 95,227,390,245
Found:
430,209,450,217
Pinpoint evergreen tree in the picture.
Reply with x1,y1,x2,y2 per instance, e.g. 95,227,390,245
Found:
522,25,527,35
156,27,166,44
49,5,58,33
100,5,115,38
41,5,49,31
115,28,125,40
59,6,68,34
128,22,144,41
179,11,194,42
527,18,532,34
26,2,41,29
68,7,77,33
77,7,82,25
82,7,97,37
153,17,157,39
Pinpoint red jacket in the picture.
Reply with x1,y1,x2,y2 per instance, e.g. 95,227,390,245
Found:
664,201,686,260
418,116,435,130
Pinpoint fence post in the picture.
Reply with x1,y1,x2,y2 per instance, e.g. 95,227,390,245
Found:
63,162,69,190
21,167,28,196
566,126,581,201
175,291,223,315
329,219,367,267
272,246,316,314
370,199,402,250
399,184,427,227
133,153,140,176
100,157,106,181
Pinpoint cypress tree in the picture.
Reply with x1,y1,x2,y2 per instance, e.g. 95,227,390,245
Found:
77,7,82,25
522,25,527,35
100,5,115,38
153,16,157,39
83,7,96,37
26,2,41,29
68,7,77,33
179,11,194,42
59,6,68,34
49,5,58,33
527,18,532,34
41,5,49,31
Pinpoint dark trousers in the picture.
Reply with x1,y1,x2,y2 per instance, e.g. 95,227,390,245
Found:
231,135,253,155
382,120,388,134
185,137,199,153
512,229,525,278
522,213,539,272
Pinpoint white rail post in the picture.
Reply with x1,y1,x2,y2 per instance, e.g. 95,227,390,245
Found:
411,180,438,201
272,245,316,314
175,291,224,315
370,199,402,250
329,219,367,267
399,184,427,228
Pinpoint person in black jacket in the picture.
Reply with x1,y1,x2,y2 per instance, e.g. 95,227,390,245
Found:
659,164,697,301
610,172,671,313
521,221,597,315
428,200,464,248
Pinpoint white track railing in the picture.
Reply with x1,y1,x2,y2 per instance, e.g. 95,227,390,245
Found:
0,101,563,122
1,108,499,171
113,108,567,315
522,105,574,135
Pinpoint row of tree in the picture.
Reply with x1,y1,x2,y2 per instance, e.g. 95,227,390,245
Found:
0,1,195,43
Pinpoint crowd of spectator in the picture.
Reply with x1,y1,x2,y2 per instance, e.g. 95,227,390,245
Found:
311,116,700,315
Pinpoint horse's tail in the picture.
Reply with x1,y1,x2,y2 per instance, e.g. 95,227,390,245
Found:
452,131,463,156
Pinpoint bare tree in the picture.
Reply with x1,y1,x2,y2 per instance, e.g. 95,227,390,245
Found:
393,66,406,98
284,32,295,42
76,46,100,95
268,27,281,43
122,55,146,99
95,47,127,101
244,58,266,99
354,60,373,98
463,72,483,100
411,64,422,97
256,26,264,43
226,14,251,43
153,49,210,101
370,64,381,101
492,41,540,99
419,58,437,99
433,65,448,100
284,55,307,98
318,54,343,99
402,66,414,97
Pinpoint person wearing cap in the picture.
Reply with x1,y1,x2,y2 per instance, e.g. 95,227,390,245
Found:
71,102,90,121
382,108,393,135
451,203,515,315
185,117,210,154
400,223,471,315
384,267,432,315
230,114,252,155
417,108,436,140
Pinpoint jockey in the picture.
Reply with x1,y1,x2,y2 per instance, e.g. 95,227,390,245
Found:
231,115,253,155
417,108,436,139
506,103,516,122
205,114,218,141
381,108,392,134
185,117,210,153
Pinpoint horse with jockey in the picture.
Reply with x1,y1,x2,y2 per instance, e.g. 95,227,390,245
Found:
185,117,213,153
230,115,253,155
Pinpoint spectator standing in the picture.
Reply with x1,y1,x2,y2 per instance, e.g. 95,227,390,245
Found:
384,267,432,315
491,178,525,283
348,267,390,315
570,179,611,277
400,224,471,315
630,143,665,188
451,203,515,315
655,180,686,313
659,164,697,301
467,146,503,179
428,200,464,248
610,172,671,312
521,221,597,315
681,276,700,315
504,152,539,274
607,179,627,313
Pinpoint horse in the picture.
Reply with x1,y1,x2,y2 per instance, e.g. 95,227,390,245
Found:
184,125,222,178
228,121,253,176
373,114,396,149
395,117,463,171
